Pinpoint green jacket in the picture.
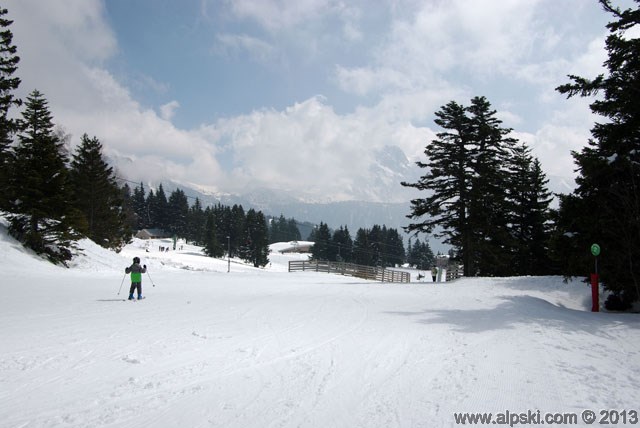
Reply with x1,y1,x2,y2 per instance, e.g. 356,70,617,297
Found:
125,262,147,283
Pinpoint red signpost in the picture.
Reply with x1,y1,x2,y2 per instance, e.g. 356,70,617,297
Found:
590,244,601,312
590,273,599,312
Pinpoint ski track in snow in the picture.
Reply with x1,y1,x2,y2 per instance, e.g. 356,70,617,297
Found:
1,234,640,427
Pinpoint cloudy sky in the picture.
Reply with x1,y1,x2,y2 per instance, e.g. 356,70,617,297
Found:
6,0,626,202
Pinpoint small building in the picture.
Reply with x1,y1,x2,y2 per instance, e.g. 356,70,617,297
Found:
135,228,170,240
280,241,313,254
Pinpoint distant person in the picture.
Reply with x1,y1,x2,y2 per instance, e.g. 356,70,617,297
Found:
431,266,438,283
125,257,147,300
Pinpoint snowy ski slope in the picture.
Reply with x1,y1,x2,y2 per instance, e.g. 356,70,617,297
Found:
1,225,639,427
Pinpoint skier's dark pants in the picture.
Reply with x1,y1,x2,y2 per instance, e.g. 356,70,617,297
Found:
129,282,141,296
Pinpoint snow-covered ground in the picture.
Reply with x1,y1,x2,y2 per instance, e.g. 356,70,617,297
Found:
1,224,639,428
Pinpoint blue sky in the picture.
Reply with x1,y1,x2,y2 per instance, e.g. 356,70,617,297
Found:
8,0,634,202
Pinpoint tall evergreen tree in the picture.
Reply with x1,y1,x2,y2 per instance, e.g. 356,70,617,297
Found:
120,183,137,233
508,144,553,275
148,184,168,230
384,227,406,267
369,225,384,266
403,96,547,277
229,204,246,257
211,203,230,251
7,90,78,263
269,215,302,243
167,188,189,238
527,159,554,274
309,222,332,261
287,218,302,242
269,214,289,243
131,182,147,230
332,225,353,262
352,227,371,266
203,210,223,258
242,209,270,267
466,96,517,276
402,101,474,275
68,133,129,249
407,238,435,270
555,0,640,304
186,197,206,245
0,7,21,210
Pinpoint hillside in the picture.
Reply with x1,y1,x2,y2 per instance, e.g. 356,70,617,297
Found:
1,226,639,428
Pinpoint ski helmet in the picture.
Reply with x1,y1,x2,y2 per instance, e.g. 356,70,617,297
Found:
133,257,140,264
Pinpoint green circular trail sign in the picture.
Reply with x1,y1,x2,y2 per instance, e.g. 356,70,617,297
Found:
591,243,601,257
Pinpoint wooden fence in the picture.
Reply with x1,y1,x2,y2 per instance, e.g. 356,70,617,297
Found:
288,260,410,283
445,264,464,282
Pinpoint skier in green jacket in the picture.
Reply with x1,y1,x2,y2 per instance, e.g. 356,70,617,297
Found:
125,257,147,300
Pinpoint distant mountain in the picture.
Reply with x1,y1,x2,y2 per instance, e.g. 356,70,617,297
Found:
113,142,574,255
171,144,422,235
115,144,423,232
176,185,414,238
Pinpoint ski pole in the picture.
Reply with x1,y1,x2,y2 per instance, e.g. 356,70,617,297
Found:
117,273,126,295
147,270,156,287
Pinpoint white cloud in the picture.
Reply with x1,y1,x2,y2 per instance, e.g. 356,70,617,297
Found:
194,95,438,201
9,1,226,191
160,101,181,121
202,97,375,195
55,69,226,188
7,0,616,203
8,0,424,202
14,0,117,64
512,96,594,185
334,66,412,96
374,0,542,81
220,0,366,58
226,0,346,33
10,1,116,105
213,33,278,64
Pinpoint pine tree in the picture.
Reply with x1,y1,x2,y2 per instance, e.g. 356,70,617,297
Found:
186,197,206,245
203,210,223,257
242,209,269,267
466,96,517,276
148,184,168,230
229,204,246,257
402,101,474,275
384,227,406,267
352,228,371,266
527,159,554,274
508,144,554,275
332,225,353,262
407,238,435,270
555,0,640,304
269,215,303,244
7,90,78,264
68,133,129,249
309,222,332,261
287,218,302,242
269,214,287,243
211,204,230,250
0,7,21,210
403,96,546,277
131,182,147,230
120,183,137,233
167,188,189,238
